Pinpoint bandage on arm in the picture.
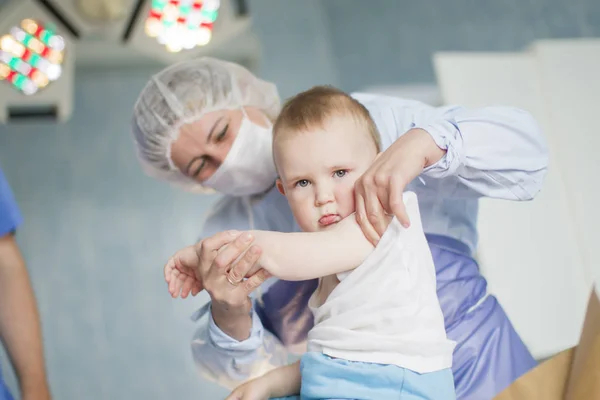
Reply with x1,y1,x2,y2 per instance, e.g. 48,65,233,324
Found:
248,214,374,281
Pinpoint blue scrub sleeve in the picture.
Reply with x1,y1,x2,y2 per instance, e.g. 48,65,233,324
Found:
0,168,22,236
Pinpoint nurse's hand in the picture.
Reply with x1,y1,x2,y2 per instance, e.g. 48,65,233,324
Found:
164,230,269,340
354,128,446,245
164,230,268,298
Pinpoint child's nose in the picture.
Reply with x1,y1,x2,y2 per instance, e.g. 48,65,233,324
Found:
315,186,335,207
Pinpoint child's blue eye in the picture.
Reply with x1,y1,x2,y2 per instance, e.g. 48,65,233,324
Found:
296,179,309,187
334,170,347,178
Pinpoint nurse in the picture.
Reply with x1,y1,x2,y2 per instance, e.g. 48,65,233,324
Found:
0,167,51,400
131,57,548,399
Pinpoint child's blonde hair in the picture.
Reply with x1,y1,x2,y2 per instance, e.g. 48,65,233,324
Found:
272,86,381,157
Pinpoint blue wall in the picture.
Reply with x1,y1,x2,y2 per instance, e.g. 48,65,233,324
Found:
0,0,598,399
320,0,600,91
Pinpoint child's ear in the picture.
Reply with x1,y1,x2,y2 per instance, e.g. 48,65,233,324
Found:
276,179,286,196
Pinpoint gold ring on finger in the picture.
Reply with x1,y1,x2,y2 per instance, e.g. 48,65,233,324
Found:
226,273,239,287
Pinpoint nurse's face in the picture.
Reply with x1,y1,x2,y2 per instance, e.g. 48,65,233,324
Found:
170,107,269,183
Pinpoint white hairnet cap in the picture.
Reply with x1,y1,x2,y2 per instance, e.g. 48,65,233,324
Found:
131,57,280,192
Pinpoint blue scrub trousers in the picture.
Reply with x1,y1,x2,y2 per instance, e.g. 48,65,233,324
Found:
273,352,455,400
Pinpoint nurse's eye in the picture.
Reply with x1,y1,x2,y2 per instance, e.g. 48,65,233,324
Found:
190,157,207,178
295,179,310,188
333,170,348,178
215,124,228,142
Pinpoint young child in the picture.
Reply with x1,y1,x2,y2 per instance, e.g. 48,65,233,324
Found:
166,86,456,399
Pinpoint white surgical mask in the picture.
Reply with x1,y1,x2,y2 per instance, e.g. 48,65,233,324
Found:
202,112,277,196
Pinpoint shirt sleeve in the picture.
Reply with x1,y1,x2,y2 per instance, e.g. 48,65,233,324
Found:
0,167,23,236
191,302,289,389
353,93,549,201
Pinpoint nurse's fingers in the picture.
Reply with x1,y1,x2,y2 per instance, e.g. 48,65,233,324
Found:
197,230,240,266
388,176,410,228
227,245,262,284
243,269,271,294
355,192,380,246
212,232,254,273
365,183,389,238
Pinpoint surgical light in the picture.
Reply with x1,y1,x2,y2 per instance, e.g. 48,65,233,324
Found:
0,18,65,96
144,0,221,53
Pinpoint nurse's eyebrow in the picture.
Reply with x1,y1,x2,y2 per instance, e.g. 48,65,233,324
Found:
207,116,224,143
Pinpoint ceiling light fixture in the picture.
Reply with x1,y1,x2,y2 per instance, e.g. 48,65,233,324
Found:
144,0,221,53
0,18,65,95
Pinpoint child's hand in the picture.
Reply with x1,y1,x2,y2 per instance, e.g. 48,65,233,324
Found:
225,378,272,400
164,245,203,298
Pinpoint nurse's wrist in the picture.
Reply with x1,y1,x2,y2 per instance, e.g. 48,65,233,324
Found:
211,300,253,341
408,128,447,168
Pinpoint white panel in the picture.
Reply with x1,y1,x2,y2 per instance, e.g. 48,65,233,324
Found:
433,51,591,359
531,39,600,286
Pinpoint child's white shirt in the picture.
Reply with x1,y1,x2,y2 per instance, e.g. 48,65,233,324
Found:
307,192,456,374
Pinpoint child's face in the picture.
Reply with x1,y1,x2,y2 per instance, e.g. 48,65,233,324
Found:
275,115,378,232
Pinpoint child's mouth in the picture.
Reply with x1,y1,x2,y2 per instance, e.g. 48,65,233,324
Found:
318,214,341,227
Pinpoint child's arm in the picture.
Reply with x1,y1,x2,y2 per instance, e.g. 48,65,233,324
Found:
262,361,301,398
226,361,301,400
248,213,380,281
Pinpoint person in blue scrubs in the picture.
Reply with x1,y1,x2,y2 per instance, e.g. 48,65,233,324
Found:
131,58,548,399
0,167,51,400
